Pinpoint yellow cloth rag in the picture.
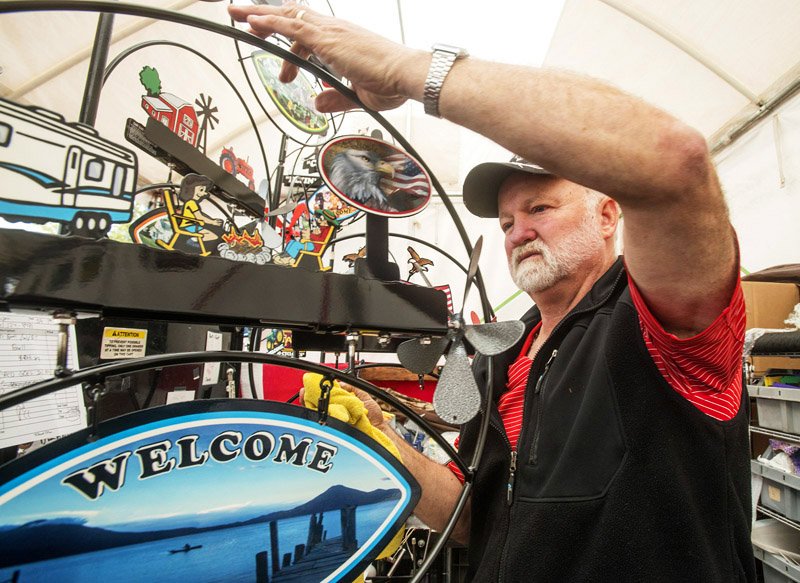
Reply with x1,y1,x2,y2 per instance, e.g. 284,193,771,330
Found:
301,373,405,572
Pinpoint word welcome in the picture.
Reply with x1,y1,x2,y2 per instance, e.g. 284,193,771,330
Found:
62,430,339,500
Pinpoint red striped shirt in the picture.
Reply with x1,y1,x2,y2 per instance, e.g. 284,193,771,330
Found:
628,273,745,422
447,276,745,482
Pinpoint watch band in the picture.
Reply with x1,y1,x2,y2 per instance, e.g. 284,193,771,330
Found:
423,44,468,118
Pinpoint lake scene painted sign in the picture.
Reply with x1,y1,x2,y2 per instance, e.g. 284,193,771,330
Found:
0,400,420,582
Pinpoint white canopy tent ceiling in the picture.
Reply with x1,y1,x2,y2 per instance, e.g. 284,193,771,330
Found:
546,0,800,154
1,0,799,319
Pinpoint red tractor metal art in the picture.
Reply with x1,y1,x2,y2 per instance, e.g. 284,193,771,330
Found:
219,146,255,191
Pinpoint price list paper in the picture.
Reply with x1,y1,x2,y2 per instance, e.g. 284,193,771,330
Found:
0,313,86,448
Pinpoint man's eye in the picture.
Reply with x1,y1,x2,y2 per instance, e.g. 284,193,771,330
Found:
501,223,512,232
531,205,547,213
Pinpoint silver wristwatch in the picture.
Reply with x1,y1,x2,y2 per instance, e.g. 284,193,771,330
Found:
423,43,469,118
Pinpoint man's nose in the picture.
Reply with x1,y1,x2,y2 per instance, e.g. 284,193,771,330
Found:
507,221,537,247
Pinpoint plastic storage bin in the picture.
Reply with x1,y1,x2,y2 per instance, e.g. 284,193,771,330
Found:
752,460,800,521
750,385,800,433
754,546,800,583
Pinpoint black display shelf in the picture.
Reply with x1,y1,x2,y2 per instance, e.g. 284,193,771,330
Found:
0,229,448,336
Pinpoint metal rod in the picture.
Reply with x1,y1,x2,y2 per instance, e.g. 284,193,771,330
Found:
757,505,800,533
271,133,289,226
363,214,397,280
711,74,800,155
79,11,114,125
52,311,76,377
773,114,786,189
750,425,800,446
345,332,358,373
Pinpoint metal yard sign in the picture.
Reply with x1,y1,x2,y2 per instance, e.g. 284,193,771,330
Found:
0,400,419,582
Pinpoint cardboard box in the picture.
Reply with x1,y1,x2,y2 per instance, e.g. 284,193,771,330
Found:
742,281,800,330
742,281,800,374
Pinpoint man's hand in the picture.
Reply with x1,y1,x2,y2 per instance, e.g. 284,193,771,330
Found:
228,3,423,113
340,382,390,430
299,380,387,429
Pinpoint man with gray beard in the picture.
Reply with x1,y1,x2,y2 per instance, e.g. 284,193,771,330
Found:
230,4,755,581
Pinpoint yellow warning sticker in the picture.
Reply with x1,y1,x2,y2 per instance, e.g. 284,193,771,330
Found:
101,327,147,360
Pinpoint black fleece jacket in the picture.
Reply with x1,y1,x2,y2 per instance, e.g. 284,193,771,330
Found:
457,258,755,582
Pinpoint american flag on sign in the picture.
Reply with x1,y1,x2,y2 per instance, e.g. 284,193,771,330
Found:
380,153,429,198
434,284,454,313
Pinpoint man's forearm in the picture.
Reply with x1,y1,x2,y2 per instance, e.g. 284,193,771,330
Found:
393,54,710,207
379,423,470,544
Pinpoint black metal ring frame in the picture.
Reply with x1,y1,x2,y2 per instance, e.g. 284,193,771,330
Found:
0,3,499,580
0,350,467,477
102,39,272,199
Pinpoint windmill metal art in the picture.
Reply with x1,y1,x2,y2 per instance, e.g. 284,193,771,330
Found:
194,93,219,155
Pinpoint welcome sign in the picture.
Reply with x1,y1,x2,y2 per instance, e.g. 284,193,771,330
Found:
0,400,420,582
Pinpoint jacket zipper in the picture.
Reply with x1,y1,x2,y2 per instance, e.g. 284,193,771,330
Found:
507,450,517,505
498,430,515,583
487,416,516,504
529,349,558,465
498,266,625,583
516,265,625,467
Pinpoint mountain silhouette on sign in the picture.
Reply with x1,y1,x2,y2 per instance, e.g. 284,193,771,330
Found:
255,485,400,523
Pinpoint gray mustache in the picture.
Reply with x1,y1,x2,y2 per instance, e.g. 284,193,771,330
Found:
511,241,547,266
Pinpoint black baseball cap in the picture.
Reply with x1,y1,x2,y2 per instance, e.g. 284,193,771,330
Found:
462,159,552,218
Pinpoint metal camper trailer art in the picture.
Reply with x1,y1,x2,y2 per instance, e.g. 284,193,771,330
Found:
0,98,138,237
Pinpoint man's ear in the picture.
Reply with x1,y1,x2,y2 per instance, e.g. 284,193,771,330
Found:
599,197,620,240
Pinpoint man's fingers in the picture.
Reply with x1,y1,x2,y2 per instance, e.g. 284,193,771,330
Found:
338,380,356,393
289,39,313,61
342,383,372,403
279,59,299,84
315,88,359,113
228,4,303,24
230,2,318,41
244,13,301,39
233,5,319,84
279,40,313,83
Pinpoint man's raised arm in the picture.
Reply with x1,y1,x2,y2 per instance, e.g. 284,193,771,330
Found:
229,3,737,333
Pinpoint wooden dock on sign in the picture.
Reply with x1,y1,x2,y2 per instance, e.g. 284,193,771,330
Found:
256,506,359,583
268,536,354,583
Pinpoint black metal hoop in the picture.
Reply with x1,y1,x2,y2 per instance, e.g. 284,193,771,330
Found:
0,350,471,477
